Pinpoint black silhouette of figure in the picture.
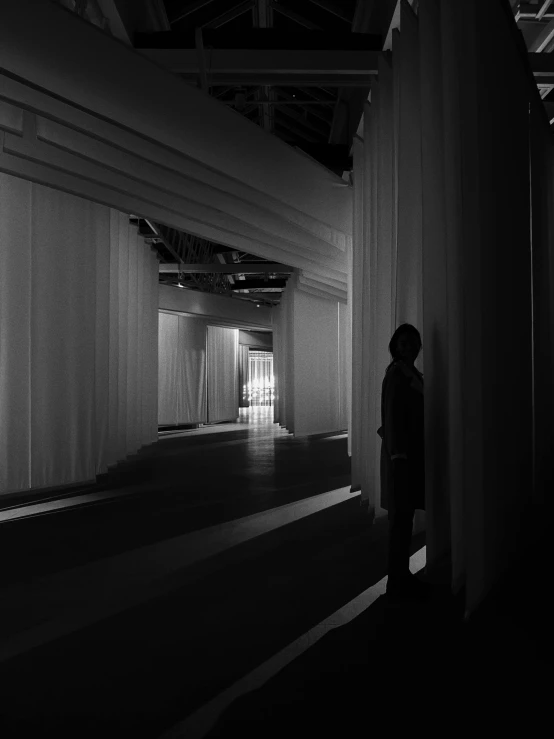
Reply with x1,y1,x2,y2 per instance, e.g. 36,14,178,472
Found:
377,324,429,600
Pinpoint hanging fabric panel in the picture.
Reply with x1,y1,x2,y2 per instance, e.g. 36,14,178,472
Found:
158,312,179,426
116,214,130,462
394,2,423,335
530,101,554,512
0,176,158,497
461,0,532,614
177,316,207,424
95,193,111,476
238,344,250,408
338,301,349,432
126,224,140,455
292,287,339,437
349,136,364,493
272,305,281,423
284,283,295,432
30,185,101,489
417,0,533,615
360,96,377,510
0,173,31,494
419,0,452,578
207,326,238,423
249,351,273,406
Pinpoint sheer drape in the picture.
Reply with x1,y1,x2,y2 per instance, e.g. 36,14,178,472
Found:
238,344,250,408
30,184,102,487
420,0,533,613
271,281,344,437
248,350,273,406
0,173,159,496
529,100,554,513
351,0,536,614
108,212,159,467
0,174,32,493
206,326,238,423
350,55,397,512
158,313,207,425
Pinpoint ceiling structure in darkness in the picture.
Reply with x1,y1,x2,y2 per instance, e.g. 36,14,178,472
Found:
54,1,554,304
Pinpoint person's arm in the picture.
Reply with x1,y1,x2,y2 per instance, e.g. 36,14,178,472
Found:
383,371,409,461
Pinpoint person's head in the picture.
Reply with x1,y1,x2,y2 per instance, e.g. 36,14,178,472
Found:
388,324,422,366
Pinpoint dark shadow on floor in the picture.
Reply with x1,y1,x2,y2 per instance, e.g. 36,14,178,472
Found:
0,503,416,738
0,431,351,587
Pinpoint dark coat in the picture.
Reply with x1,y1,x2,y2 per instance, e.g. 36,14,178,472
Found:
377,360,425,513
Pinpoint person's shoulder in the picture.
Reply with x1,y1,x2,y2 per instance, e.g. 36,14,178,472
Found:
385,362,407,384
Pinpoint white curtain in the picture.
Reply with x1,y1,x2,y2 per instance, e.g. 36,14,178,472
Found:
0,172,159,497
0,174,32,493
107,211,159,468
157,312,207,425
292,287,340,436
529,99,554,515
351,0,536,615
248,350,273,406
350,54,398,514
338,301,349,432
271,280,344,438
207,325,238,423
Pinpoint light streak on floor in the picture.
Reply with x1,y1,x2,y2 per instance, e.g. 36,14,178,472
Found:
0,486,365,662
160,547,427,739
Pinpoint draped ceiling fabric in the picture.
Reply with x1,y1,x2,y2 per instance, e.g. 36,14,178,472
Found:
351,0,539,616
207,326,239,424
0,0,351,305
158,312,207,425
0,173,158,496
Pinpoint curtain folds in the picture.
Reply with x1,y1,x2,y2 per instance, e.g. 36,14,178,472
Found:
206,325,238,423
529,101,554,513
271,280,345,438
0,173,159,496
238,344,250,408
351,0,538,616
158,313,207,425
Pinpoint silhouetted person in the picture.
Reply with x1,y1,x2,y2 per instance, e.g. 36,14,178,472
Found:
377,324,429,600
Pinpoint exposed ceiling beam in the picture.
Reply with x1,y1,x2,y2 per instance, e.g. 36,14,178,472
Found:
537,0,554,21
137,48,379,75
202,0,256,30
516,1,554,19
306,0,353,23
529,51,554,78
168,0,218,25
269,1,324,30
134,29,382,49
230,279,287,289
275,103,329,136
159,263,294,273
294,85,336,101
274,113,325,143
529,17,554,51
102,0,170,40
227,98,337,105
274,89,334,123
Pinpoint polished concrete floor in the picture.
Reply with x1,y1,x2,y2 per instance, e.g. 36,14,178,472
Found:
0,407,549,737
